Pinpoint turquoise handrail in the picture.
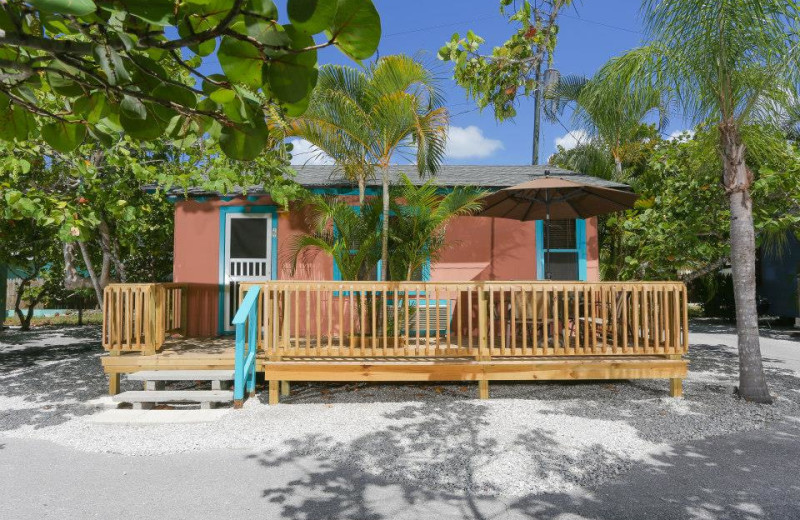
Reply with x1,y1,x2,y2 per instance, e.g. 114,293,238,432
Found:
233,285,260,406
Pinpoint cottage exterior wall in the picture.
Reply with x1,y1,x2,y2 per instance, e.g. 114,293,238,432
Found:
173,196,599,336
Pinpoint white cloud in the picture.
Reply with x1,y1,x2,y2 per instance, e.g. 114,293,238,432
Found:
445,125,504,159
289,139,334,166
553,130,588,151
668,129,695,142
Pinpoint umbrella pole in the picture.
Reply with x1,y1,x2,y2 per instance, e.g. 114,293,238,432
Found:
545,189,552,280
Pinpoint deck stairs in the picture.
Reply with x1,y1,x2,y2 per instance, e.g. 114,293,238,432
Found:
112,370,235,409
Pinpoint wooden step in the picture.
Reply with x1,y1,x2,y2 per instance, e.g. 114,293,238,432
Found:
126,370,234,382
112,390,234,404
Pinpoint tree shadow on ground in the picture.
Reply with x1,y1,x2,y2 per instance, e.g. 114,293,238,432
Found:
0,325,100,351
0,325,136,431
691,318,800,342
248,400,800,519
267,341,800,448
249,401,627,519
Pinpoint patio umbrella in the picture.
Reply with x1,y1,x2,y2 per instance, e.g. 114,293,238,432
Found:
478,171,638,279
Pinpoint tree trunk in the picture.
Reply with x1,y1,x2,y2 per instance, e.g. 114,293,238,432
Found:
358,177,366,205
78,240,104,308
63,242,91,290
98,218,127,282
720,120,772,403
380,168,390,281
13,276,34,331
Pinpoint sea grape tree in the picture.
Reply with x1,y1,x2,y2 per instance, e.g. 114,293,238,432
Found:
0,0,381,160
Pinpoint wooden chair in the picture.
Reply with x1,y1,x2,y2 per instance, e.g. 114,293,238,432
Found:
505,291,547,346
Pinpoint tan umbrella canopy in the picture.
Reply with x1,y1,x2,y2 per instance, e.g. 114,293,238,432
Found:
478,171,639,279
478,175,639,221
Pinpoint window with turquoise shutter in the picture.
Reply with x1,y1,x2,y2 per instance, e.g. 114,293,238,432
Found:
536,219,587,281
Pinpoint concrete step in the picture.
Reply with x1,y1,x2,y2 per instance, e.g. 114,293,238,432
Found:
126,370,234,382
113,390,234,404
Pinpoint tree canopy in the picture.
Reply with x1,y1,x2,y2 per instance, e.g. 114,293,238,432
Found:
0,0,381,159
438,0,573,120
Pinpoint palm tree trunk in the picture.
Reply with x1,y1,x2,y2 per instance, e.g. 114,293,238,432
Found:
358,177,366,205
720,120,771,403
381,168,390,281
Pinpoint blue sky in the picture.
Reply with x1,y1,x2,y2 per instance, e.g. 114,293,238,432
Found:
211,1,689,166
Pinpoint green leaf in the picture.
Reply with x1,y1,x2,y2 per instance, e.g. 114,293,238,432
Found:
266,60,318,105
265,25,318,105
288,0,337,35
152,83,197,109
247,0,278,19
93,44,131,86
46,60,85,97
30,0,96,16
73,92,108,123
242,18,290,52
327,0,381,61
218,36,264,89
210,88,237,104
116,0,174,25
120,95,147,120
0,105,33,141
219,123,269,160
119,101,166,140
42,121,87,152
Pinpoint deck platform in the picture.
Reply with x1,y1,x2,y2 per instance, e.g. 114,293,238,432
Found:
101,336,259,394
101,281,691,403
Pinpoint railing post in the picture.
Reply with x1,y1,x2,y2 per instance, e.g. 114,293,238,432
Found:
234,321,245,408
248,303,257,397
145,285,157,355
180,284,189,337
478,286,490,361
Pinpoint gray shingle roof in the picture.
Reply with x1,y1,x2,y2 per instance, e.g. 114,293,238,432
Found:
151,164,632,197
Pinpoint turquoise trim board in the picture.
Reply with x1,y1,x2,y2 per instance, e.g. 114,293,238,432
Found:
233,285,260,402
217,205,278,335
535,219,587,281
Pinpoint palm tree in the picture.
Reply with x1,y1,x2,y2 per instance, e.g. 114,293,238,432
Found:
287,196,382,281
388,175,486,281
545,74,667,174
587,0,800,403
288,55,449,281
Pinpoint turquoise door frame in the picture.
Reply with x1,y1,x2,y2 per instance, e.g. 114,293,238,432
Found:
535,219,587,281
218,205,278,335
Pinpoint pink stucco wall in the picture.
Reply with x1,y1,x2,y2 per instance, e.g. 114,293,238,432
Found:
173,196,600,336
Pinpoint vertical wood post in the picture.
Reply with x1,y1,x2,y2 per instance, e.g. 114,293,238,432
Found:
478,286,489,361
108,373,120,395
145,285,157,355
180,284,189,337
268,380,279,405
670,378,683,398
281,381,290,397
478,380,489,399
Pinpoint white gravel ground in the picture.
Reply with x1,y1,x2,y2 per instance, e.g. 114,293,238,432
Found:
1,321,799,498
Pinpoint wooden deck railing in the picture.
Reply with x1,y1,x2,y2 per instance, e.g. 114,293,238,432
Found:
244,281,689,360
102,283,188,353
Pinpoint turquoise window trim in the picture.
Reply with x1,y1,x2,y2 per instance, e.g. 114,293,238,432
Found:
535,219,587,281
218,205,278,335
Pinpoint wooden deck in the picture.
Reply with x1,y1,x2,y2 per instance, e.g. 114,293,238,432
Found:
101,336,265,394
101,281,690,403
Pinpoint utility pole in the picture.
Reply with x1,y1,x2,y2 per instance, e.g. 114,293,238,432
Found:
532,58,543,165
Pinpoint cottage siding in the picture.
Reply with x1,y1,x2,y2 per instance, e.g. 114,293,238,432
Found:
172,197,600,336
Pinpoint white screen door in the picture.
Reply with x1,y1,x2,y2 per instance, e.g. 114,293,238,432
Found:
223,212,273,331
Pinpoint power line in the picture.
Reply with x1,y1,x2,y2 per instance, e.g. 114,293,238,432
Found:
559,12,642,35
383,11,498,38
383,9,642,40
